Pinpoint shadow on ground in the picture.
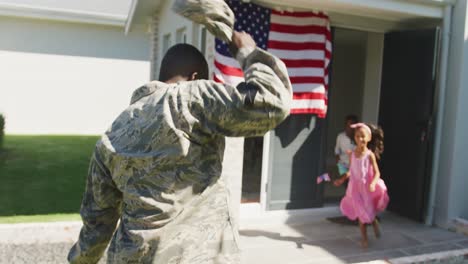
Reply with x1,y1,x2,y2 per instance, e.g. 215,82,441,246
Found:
239,212,468,263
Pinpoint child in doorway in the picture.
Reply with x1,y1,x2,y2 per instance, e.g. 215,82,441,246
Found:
334,115,359,179
334,123,389,248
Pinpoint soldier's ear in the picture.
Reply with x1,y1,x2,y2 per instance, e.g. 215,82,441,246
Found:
189,72,199,81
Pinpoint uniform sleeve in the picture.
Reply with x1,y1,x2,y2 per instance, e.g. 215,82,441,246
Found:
68,152,122,264
189,47,293,137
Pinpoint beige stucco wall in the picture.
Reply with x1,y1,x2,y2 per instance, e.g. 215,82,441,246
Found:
0,16,150,134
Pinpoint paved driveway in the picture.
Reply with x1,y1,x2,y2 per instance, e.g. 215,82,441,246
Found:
1,212,467,263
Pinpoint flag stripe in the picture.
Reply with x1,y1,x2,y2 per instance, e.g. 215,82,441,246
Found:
213,73,223,83
293,92,327,100
291,99,326,111
215,53,240,68
215,1,331,117
214,68,244,86
290,76,324,84
270,14,328,26
267,49,325,60
288,68,324,77
291,108,327,117
271,10,329,19
270,23,328,34
268,40,326,51
214,60,244,77
292,83,326,93
268,31,326,43
268,8,331,117
282,59,324,68
326,41,332,52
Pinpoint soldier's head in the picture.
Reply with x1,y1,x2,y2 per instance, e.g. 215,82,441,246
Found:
158,44,209,83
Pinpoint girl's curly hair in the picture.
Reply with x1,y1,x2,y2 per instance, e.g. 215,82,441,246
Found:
366,123,384,160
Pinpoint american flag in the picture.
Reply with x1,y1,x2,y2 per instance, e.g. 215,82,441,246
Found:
214,0,332,117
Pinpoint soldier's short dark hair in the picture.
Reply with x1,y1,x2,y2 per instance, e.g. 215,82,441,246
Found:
345,114,359,124
159,44,209,82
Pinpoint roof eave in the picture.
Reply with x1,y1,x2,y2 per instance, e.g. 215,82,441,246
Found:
0,2,127,27
125,0,139,35
253,0,448,20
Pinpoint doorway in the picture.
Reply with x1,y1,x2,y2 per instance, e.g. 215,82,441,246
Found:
241,137,263,203
238,27,439,220
324,28,379,204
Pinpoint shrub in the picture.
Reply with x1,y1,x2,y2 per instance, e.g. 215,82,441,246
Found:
0,114,4,150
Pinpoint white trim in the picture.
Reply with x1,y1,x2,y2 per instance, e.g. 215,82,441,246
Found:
254,0,445,20
125,0,139,34
405,0,456,6
259,131,272,210
0,3,126,27
426,6,451,226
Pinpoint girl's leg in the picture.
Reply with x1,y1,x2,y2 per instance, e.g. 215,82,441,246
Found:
372,218,381,238
359,221,368,248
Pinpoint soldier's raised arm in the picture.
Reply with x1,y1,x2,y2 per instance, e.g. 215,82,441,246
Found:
188,31,293,137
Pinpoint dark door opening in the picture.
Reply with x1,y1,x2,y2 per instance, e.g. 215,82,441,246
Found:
379,29,439,222
323,28,368,204
241,137,263,203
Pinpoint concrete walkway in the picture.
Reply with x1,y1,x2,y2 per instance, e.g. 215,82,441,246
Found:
239,212,468,263
0,212,467,263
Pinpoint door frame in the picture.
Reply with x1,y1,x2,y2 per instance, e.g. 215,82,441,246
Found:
241,12,445,220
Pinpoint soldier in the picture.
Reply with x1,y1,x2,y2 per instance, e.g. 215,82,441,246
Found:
68,31,292,264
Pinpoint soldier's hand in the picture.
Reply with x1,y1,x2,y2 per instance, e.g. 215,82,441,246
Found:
229,31,256,57
232,31,256,50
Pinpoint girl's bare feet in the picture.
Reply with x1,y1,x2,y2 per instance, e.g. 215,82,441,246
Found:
372,219,381,238
360,238,369,248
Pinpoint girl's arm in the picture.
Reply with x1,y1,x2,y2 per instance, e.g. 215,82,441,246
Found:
334,153,352,186
369,152,381,192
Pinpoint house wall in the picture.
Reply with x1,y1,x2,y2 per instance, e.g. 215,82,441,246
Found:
0,16,150,134
435,0,468,226
362,32,384,124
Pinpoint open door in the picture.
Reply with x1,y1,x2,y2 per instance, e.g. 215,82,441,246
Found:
265,115,326,210
379,29,439,222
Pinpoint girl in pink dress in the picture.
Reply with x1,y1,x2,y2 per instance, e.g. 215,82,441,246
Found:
334,123,389,248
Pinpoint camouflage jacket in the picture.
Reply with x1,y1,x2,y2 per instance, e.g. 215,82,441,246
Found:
68,47,292,264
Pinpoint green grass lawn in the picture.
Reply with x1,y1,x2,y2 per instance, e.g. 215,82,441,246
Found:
0,135,99,222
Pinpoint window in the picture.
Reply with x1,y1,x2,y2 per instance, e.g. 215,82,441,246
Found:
199,27,207,56
163,33,172,55
176,27,187,44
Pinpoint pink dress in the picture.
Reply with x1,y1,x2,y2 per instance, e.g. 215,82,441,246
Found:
340,150,389,224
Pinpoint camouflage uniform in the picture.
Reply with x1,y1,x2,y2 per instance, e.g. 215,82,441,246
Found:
172,0,234,42
68,45,292,264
